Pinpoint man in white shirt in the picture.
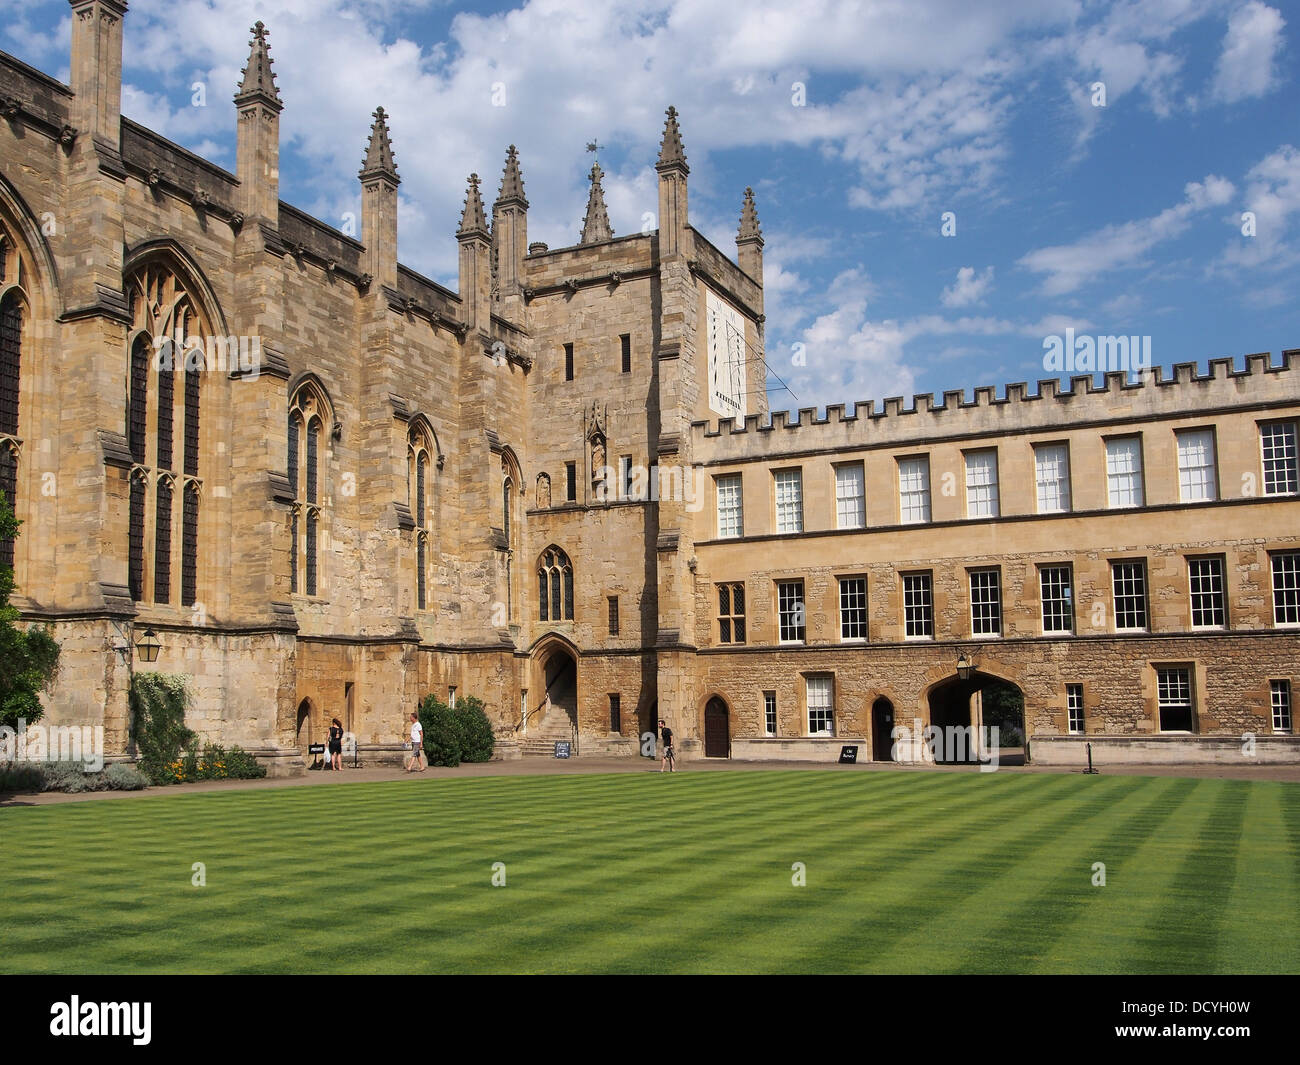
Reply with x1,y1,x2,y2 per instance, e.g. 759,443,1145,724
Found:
406,711,425,772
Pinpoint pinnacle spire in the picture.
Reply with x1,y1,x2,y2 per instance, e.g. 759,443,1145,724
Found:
580,161,614,244
359,106,399,184
496,145,528,207
738,186,763,245
656,105,688,173
457,174,489,238
235,21,283,111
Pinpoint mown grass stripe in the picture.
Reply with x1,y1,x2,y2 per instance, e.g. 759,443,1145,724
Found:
1,770,1296,974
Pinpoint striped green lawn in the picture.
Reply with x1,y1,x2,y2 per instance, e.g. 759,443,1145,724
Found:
1,770,1297,974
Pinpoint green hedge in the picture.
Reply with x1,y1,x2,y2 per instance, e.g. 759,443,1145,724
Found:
418,694,495,767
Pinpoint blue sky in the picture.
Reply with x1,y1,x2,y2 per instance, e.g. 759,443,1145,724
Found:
5,0,1296,413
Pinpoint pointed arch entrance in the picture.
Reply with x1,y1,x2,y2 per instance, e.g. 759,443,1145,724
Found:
529,635,579,734
871,696,895,761
704,696,730,758
295,697,315,750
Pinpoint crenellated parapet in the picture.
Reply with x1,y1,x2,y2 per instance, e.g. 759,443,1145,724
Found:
692,352,1300,458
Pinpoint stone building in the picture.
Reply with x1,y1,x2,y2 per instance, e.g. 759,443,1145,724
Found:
1,4,1296,771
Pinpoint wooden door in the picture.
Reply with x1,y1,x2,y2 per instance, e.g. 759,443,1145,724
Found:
704,697,729,758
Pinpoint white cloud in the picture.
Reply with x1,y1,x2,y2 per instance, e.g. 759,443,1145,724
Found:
1218,144,1300,272
1018,174,1234,295
1212,2,1286,103
941,266,994,307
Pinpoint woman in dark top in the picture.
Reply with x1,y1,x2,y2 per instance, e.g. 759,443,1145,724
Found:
328,717,344,771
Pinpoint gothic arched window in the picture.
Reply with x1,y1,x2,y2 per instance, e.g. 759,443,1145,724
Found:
538,546,573,622
125,263,208,606
288,380,331,597
408,420,436,612
0,230,26,572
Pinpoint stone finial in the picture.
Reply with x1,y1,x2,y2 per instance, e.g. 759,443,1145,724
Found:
496,144,527,207
235,21,283,112
656,105,688,173
457,173,489,239
738,186,763,245
359,106,399,184
580,161,614,244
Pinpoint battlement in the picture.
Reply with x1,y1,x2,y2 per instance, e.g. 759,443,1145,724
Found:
691,352,1300,458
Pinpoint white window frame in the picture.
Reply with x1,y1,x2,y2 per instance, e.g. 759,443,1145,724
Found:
898,456,931,524
839,576,868,641
805,675,834,736
1112,560,1149,631
1272,552,1300,627
1040,564,1074,634
763,690,777,737
1271,680,1293,734
1066,684,1084,734
834,462,865,529
1176,428,1218,502
774,468,804,534
1034,443,1072,514
969,568,1002,637
777,580,805,643
715,473,744,538
1188,556,1226,629
1105,436,1145,509
1261,422,1299,497
1156,667,1195,733
902,571,933,639
964,449,1000,519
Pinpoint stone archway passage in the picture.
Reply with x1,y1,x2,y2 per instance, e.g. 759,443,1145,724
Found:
871,697,895,761
295,698,313,748
926,672,1025,764
704,696,730,758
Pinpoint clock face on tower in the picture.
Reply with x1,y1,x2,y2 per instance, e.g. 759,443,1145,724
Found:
706,289,747,420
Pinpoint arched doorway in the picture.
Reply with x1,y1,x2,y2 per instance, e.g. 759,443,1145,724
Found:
704,696,730,758
535,645,577,732
295,698,314,749
871,696,895,762
926,672,1025,764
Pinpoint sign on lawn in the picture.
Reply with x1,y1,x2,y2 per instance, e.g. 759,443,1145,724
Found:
554,741,571,759
838,745,859,764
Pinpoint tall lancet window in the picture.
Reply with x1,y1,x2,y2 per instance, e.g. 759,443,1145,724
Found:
125,263,209,606
501,449,522,623
288,381,332,598
0,228,29,573
408,420,436,613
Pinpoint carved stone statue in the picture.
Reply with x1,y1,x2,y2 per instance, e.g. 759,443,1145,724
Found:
537,473,551,508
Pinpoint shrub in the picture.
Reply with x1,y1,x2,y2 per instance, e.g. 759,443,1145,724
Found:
40,761,103,793
455,696,495,763
223,746,267,779
416,694,495,766
195,743,265,780
0,762,46,794
103,763,149,791
419,696,461,767
132,673,196,785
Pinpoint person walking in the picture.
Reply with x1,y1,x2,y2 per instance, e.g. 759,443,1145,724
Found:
659,718,675,773
407,711,425,773
328,717,344,771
